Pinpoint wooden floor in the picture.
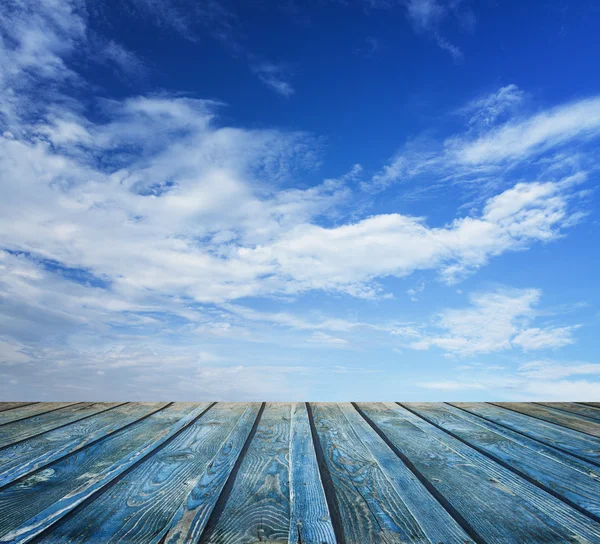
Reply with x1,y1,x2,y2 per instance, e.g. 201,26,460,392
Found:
0,402,599,543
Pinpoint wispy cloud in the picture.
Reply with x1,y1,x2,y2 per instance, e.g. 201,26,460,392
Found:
368,85,600,191
405,288,579,356
418,360,600,400
251,62,295,97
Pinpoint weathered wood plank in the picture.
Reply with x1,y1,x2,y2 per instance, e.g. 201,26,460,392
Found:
311,402,443,544
536,402,600,423
32,403,254,544
340,403,472,544
403,402,600,521
288,403,336,544
154,403,262,544
0,402,168,488
0,403,212,544
198,403,292,544
452,402,600,466
0,405,35,415
583,403,600,409
0,404,79,427
0,403,124,450
0,403,190,538
493,402,600,438
358,402,600,544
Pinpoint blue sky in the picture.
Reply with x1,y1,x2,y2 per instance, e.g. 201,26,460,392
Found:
0,0,599,401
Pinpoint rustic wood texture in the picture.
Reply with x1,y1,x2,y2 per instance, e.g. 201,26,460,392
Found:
452,401,600,466
493,402,600,438
0,401,598,544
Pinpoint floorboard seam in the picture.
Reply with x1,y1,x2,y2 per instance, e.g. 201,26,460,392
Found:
488,402,600,439
448,403,600,468
22,402,216,544
351,403,484,544
305,403,346,544
196,402,265,544
399,403,600,525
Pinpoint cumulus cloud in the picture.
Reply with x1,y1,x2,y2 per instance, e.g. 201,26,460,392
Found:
405,288,579,356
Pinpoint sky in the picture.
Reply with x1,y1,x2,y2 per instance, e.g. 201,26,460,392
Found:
0,0,599,401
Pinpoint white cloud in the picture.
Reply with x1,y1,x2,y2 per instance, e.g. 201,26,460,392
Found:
251,63,294,97
512,326,577,351
310,331,349,346
405,288,579,356
455,96,600,165
417,360,600,400
417,380,485,390
460,84,525,128
369,86,600,189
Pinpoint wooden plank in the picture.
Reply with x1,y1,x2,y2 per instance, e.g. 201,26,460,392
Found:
0,403,124,449
402,402,600,521
288,403,336,544
0,403,169,488
536,402,600,423
311,403,447,544
30,403,255,544
154,404,262,544
358,402,600,544
152,403,262,544
0,403,193,538
583,403,600,409
340,403,473,544
0,404,79,427
0,405,35,415
493,402,600,438
451,402,600,466
198,403,292,544
0,403,212,544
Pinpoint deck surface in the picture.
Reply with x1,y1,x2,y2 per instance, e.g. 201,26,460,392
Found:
0,402,599,543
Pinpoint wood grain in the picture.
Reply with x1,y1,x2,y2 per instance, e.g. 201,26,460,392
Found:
198,403,292,544
537,402,600,422
157,403,262,544
0,403,212,543
403,402,600,521
0,403,124,450
0,405,35,415
452,402,600,466
0,402,168,488
311,402,440,544
493,402,600,438
33,403,256,544
287,403,336,544
0,403,186,537
0,404,79,427
358,402,600,544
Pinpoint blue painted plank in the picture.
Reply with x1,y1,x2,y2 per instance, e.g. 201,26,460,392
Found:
32,403,253,544
358,402,600,544
0,404,78,427
0,403,212,544
0,403,191,537
493,402,600,438
311,403,442,544
0,402,168,488
198,403,292,544
537,403,600,423
452,402,600,466
403,402,600,521
0,405,35,415
156,403,262,544
0,403,124,449
288,403,337,544
340,403,473,544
